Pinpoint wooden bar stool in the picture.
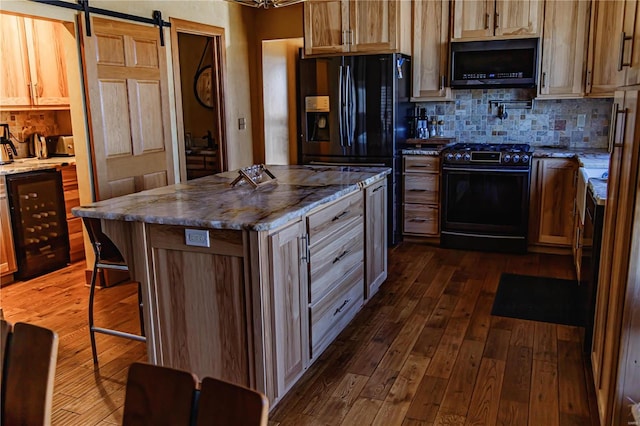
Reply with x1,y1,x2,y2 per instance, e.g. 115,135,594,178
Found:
82,217,146,365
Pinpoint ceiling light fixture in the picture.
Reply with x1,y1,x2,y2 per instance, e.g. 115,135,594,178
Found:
226,0,305,8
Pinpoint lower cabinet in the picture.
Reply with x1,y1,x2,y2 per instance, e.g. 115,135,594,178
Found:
403,155,440,237
529,158,577,247
365,180,387,299
59,165,84,262
305,190,365,360
268,219,308,399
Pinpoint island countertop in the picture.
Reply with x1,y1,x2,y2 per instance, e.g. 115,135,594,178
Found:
72,165,390,231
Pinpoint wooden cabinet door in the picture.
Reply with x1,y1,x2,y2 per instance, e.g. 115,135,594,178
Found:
303,0,349,56
269,220,308,399
365,180,387,299
0,14,32,108
591,90,640,426
586,1,626,97
0,189,17,277
412,0,451,100
80,17,175,200
538,0,590,98
452,0,494,40
349,0,397,53
24,18,69,106
495,0,543,37
622,0,640,85
536,158,577,246
148,226,250,386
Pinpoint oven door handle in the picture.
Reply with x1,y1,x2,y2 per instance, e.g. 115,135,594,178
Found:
442,166,530,174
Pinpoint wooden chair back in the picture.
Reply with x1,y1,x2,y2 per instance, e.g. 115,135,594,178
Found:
1,320,59,426
196,376,269,426
122,362,197,425
122,362,268,426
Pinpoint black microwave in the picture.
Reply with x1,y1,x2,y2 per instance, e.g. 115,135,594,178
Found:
450,38,539,89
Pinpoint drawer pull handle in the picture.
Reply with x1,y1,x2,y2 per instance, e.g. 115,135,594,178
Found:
372,185,384,193
332,211,349,221
410,218,430,222
332,250,350,264
334,299,351,316
409,189,427,192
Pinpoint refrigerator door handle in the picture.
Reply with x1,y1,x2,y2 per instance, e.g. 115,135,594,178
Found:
347,65,355,147
349,65,356,146
338,65,345,147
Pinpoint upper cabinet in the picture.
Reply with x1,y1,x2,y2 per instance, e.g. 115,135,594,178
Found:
538,0,590,98
412,0,452,100
620,0,640,86
452,0,543,41
585,1,627,97
303,0,411,56
0,14,69,109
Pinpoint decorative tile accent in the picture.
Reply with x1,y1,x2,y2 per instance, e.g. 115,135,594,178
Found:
416,89,613,149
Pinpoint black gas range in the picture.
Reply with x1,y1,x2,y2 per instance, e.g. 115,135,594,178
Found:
440,143,533,253
442,142,533,169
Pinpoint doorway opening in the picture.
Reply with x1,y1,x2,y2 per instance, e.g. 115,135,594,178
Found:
261,38,303,165
170,19,227,181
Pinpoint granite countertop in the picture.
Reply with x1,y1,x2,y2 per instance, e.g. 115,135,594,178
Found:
532,147,610,167
0,156,76,175
589,178,607,206
73,165,390,231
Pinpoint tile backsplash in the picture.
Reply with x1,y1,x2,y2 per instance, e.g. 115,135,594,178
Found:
1,110,72,142
415,89,613,149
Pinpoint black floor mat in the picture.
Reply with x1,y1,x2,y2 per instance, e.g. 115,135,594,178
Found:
491,273,585,327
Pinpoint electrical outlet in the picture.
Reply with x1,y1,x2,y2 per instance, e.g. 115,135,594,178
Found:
577,114,586,128
185,229,210,247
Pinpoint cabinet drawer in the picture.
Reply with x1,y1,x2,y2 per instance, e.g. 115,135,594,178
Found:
310,265,363,358
404,175,439,204
403,204,439,235
404,156,440,173
307,191,363,246
309,220,364,305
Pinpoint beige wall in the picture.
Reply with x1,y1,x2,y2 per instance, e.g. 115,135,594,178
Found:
245,4,304,163
0,0,256,173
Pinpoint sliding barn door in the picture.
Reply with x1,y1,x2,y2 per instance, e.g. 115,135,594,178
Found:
80,17,175,200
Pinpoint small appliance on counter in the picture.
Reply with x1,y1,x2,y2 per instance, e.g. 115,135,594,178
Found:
28,133,49,159
1,124,18,165
46,135,74,157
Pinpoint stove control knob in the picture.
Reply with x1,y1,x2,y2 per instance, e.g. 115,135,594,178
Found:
503,154,511,163
463,153,471,161
445,153,454,161
512,154,520,163
521,154,530,163
454,152,462,161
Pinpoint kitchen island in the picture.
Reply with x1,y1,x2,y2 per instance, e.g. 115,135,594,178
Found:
72,164,389,408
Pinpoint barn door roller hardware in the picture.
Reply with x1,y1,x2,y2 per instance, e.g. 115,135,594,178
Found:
28,0,171,46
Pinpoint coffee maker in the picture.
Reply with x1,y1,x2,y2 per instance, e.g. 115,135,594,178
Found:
0,124,18,165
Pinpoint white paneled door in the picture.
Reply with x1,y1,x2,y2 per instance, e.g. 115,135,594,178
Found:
80,17,174,200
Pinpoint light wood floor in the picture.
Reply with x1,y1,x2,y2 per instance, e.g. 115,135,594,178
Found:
0,243,599,425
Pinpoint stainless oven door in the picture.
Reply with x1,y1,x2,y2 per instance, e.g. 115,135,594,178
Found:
441,165,531,238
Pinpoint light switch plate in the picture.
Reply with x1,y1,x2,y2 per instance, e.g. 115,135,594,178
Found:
185,229,210,247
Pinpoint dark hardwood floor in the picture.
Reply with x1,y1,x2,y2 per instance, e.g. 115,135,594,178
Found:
0,243,600,425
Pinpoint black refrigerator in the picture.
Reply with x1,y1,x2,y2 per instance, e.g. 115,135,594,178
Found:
298,53,411,246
